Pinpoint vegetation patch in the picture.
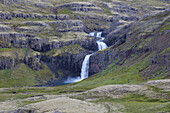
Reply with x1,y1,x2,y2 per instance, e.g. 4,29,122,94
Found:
57,8,73,14
45,44,85,57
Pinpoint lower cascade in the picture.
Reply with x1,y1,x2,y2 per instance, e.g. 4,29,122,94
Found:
64,32,108,83
80,54,92,80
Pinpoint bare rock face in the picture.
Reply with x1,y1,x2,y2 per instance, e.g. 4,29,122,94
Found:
0,56,16,69
0,32,31,48
1,0,18,5
0,11,12,20
55,2,103,12
0,11,70,20
0,24,11,31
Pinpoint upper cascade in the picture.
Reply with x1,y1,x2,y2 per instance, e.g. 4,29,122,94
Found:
90,32,108,50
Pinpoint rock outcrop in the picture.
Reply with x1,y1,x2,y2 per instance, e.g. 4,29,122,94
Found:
0,11,70,20
55,2,103,12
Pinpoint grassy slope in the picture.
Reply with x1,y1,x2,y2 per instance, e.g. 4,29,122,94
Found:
0,63,37,87
0,62,57,87
0,47,57,87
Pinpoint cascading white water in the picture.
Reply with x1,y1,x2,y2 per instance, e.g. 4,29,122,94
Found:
80,54,92,79
64,32,108,84
90,32,108,50
64,54,92,83
96,32,102,38
96,41,108,50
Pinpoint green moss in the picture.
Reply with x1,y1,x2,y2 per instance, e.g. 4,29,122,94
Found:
57,8,73,14
0,47,27,59
20,100,45,106
160,47,170,55
45,44,85,57
159,21,170,32
155,104,170,112
121,102,165,113
102,6,112,15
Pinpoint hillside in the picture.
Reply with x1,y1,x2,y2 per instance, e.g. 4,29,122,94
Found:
0,0,169,112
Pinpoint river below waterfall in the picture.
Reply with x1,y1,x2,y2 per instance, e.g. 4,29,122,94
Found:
64,32,108,84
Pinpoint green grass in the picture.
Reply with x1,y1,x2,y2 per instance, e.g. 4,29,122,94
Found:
102,6,112,15
0,48,12,52
36,63,57,84
0,62,57,87
0,47,28,59
57,8,73,14
0,93,35,102
0,63,38,87
160,21,170,32
45,44,85,57
121,102,168,113
160,47,170,55
95,94,170,113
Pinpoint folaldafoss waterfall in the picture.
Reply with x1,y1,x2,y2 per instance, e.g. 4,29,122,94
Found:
64,32,108,83
80,54,92,79
81,32,108,80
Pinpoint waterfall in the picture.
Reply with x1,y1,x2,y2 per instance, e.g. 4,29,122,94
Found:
80,54,92,79
64,54,92,83
90,32,108,50
64,32,108,84
96,41,108,50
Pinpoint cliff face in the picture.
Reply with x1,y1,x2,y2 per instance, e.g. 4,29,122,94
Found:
0,0,169,87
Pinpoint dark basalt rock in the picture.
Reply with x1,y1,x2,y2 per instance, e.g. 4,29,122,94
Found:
15,108,35,113
0,11,70,20
40,50,91,84
55,2,103,12
0,56,17,69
